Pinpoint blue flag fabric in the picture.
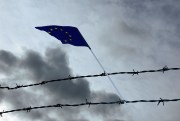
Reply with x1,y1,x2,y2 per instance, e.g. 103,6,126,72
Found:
35,25,90,48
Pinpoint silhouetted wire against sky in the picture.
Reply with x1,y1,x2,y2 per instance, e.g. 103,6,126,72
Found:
0,98,180,116
0,66,179,90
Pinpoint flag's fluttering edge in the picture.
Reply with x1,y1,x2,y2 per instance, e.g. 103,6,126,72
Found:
35,25,90,48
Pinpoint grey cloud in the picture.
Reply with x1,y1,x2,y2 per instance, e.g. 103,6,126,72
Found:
0,50,18,66
0,47,89,120
106,120,126,121
18,48,91,102
0,47,122,121
46,78,91,102
100,20,156,67
122,0,180,33
20,48,70,81
67,119,89,121
99,0,180,68
90,92,120,117
20,50,49,80
120,21,149,38
0,50,19,74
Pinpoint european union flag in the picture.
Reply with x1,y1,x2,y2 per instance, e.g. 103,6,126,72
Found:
35,25,90,48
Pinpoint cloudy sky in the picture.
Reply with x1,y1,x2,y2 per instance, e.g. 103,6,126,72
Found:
0,0,180,121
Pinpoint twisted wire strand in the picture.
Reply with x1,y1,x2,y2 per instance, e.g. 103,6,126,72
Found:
0,66,179,90
0,98,180,116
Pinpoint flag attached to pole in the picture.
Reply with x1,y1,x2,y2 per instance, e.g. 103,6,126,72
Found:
35,25,90,48
35,25,122,98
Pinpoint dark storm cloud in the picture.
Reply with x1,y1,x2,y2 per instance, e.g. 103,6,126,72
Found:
0,50,19,74
106,119,125,121
19,48,91,102
0,47,121,120
90,92,120,116
67,119,89,121
20,48,70,81
0,48,90,120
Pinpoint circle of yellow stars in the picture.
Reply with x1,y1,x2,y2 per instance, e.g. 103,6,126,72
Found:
47,27,73,43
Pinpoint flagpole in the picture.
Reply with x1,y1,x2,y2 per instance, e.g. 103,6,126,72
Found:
88,47,123,99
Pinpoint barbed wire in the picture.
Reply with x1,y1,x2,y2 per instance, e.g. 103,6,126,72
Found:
0,98,180,116
0,66,179,90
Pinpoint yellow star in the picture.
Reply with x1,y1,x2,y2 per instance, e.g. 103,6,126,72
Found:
50,29,53,31
69,35,72,37
64,40,67,42
60,28,63,31
65,32,68,34
48,32,51,34
69,39,72,41
55,28,58,30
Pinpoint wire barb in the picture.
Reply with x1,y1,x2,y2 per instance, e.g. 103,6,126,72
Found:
86,99,91,108
41,81,47,85
26,106,32,112
56,104,63,108
100,71,107,76
68,75,72,80
132,69,139,76
118,98,123,105
162,66,169,73
157,98,165,106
